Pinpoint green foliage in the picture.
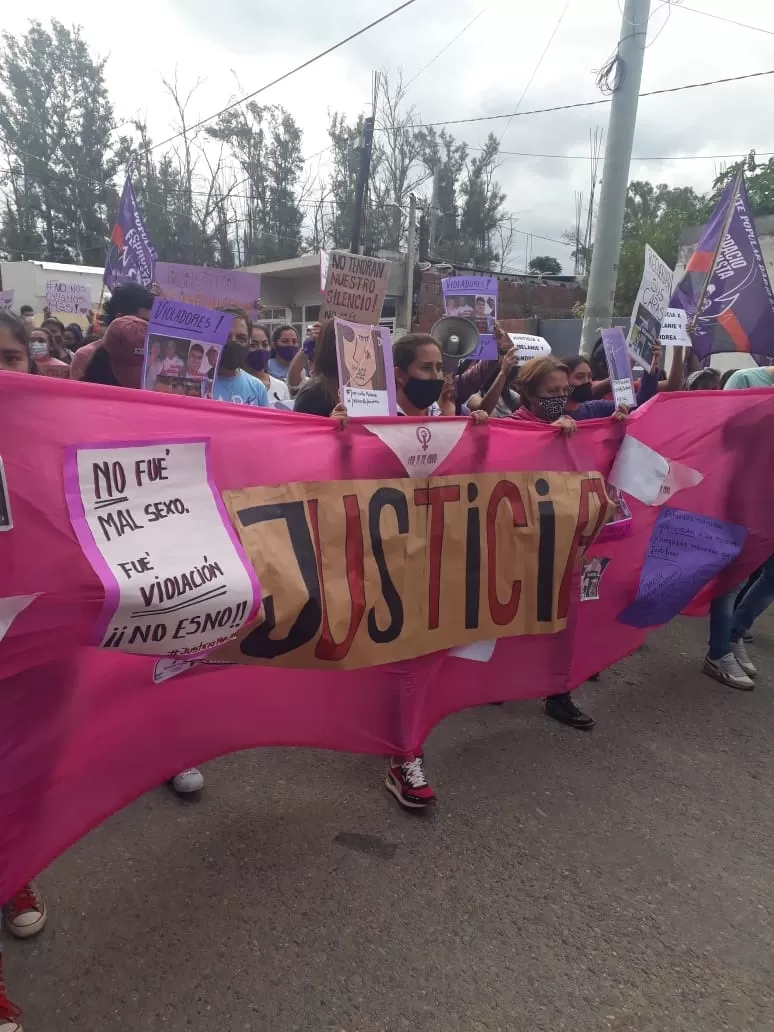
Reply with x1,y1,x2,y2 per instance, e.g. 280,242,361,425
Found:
529,255,562,276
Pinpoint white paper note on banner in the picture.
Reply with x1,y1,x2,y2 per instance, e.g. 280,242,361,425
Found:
0,594,40,645
66,440,260,657
609,435,703,506
659,308,691,347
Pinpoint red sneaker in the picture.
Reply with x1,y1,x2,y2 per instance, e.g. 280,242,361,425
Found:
3,881,47,939
385,755,436,809
0,954,22,1032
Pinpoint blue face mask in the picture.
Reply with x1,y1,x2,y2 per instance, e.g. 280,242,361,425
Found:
535,394,567,421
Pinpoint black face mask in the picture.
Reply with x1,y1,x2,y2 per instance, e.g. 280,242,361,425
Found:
569,381,593,403
402,376,444,410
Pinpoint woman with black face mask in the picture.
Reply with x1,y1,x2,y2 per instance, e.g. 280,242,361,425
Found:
384,332,488,811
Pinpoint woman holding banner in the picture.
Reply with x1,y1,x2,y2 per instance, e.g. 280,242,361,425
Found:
0,311,49,1032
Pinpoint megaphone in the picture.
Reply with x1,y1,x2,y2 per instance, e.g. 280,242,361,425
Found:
431,315,480,371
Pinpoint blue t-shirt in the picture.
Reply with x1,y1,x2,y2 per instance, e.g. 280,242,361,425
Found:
267,357,291,381
212,369,269,406
723,367,774,390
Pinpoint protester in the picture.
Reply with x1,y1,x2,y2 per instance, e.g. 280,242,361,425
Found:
28,326,70,376
18,304,34,329
62,323,84,351
70,333,106,382
212,308,269,407
703,366,774,690
684,368,721,391
267,324,299,381
382,331,488,809
294,320,340,416
589,335,681,396
467,338,520,417
40,318,72,364
0,310,48,1032
82,316,147,388
246,322,291,407
565,346,661,416
102,282,155,325
719,369,738,389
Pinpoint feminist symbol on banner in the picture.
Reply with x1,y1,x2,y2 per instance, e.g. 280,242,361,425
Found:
416,426,432,451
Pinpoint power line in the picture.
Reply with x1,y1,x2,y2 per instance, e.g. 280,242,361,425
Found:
480,147,774,162
148,0,421,154
500,0,572,142
379,67,774,130
403,8,486,92
671,3,774,37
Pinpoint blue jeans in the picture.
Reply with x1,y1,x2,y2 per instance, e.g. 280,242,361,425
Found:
708,554,774,659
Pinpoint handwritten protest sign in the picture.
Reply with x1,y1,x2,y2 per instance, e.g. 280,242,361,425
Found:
45,281,91,316
320,251,391,323
618,507,746,627
0,290,14,311
334,318,396,416
143,299,233,399
212,470,612,670
65,440,260,657
507,333,551,361
658,307,691,347
442,275,497,359
154,263,261,315
627,245,672,371
601,327,636,408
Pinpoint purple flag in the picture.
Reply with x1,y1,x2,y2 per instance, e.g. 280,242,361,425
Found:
104,178,157,290
670,173,774,363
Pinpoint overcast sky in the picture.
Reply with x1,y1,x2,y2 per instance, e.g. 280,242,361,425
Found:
4,0,774,272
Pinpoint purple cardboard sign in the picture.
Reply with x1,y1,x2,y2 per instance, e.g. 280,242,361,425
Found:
334,318,397,416
601,327,636,408
155,262,261,316
143,298,233,400
618,507,747,628
0,290,14,311
441,275,497,336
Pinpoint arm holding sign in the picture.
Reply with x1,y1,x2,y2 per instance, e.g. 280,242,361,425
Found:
471,348,519,416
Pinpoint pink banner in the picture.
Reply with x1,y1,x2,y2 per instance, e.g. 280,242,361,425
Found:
1,375,773,901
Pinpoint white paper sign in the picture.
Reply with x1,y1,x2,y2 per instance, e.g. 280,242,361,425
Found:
627,245,673,372
67,440,259,657
658,307,691,347
507,333,552,361
45,280,91,315
609,435,703,506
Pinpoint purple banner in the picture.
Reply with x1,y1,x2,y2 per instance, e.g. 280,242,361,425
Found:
104,178,157,290
155,263,261,316
601,327,635,408
143,299,234,400
670,175,774,363
0,290,13,311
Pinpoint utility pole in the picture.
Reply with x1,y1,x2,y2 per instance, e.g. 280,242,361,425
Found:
403,193,417,334
349,115,375,254
429,168,440,256
580,0,651,354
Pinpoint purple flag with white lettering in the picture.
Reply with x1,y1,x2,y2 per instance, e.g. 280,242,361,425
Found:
670,174,774,363
104,178,157,290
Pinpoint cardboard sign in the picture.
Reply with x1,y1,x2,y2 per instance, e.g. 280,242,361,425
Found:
143,298,233,399
658,307,691,347
601,327,636,409
45,281,91,316
320,252,391,323
334,318,396,416
507,333,551,361
442,275,497,360
212,470,613,670
627,245,673,371
154,263,261,315
65,440,261,657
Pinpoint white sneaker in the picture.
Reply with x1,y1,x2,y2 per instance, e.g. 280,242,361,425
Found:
732,639,757,678
171,767,204,794
2,881,47,939
703,653,754,691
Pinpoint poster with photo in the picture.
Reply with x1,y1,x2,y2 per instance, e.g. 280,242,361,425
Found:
601,327,636,409
334,317,396,417
627,244,672,371
441,275,498,359
143,299,233,400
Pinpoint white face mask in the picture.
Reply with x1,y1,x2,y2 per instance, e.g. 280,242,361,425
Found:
29,341,48,359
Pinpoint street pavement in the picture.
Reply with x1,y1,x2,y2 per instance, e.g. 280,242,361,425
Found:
10,611,774,1032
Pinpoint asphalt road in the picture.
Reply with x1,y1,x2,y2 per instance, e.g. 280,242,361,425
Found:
10,612,774,1032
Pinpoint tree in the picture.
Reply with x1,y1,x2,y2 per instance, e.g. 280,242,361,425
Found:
712,150,774,216
0,19,118,264
614,179,706,315
529,255,562,276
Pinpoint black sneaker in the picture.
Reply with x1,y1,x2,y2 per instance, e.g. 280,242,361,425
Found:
545,692,595,730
